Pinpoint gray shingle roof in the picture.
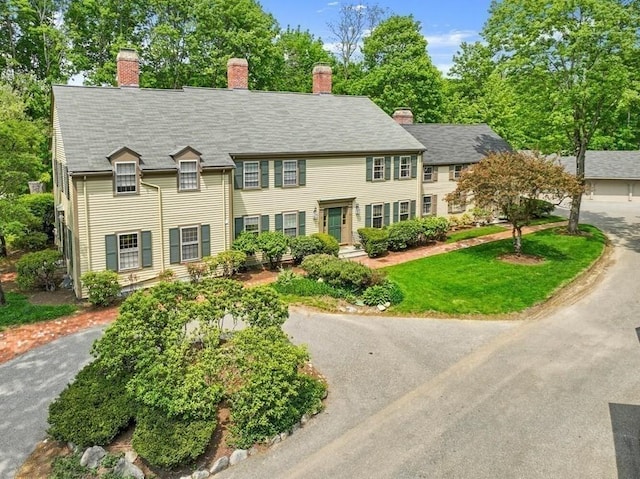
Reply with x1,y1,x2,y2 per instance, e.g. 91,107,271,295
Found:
402,123,512,165
558,151,640,179
52,85,425,174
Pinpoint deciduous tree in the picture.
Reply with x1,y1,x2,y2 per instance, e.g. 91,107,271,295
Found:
446,152,583,254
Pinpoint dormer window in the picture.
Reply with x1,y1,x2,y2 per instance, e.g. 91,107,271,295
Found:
115,162,137,194
179,160,199,191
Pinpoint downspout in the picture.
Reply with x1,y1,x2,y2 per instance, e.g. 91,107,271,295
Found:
83,176,92,270
141,181,165,269
222,170,228,250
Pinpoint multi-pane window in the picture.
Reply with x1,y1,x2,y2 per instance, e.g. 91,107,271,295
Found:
118,232,139,270
399,200,410,221
373,157,385,180
115,162,137,194
448,194,466,214
283,212,298,237
422,195,434,216
179,160,198,191
244,216,260,234
283,160,298,187
372,203,384,228
181,226,199,261
400,156,411,179
243,161,260,188
452,164,468,180
423,165,434,182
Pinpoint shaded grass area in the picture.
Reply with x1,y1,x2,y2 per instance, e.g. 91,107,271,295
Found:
445,225,507,243
385,225,605,315
0,292,77,329
528,215,566,226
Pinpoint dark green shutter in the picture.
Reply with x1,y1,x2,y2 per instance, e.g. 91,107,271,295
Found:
393,202,399,223
261,215,269,232
366,157,373,182
298,211,306,236
234,162,243,189
384,203,390,226
260,160,269,188
299,159,306,186
169,228,180,264
105,234,118,271
66,227,73,269
365,204,372,227
410,200,416,219
411,155,417,178
385,156,391,180
275,213,283,232
141,231,152,267
201,224,210,257
274,160,283,187
234,217,244,239
394,156,400,180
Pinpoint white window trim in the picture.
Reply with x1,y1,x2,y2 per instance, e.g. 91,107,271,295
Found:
453,164,468,180
282,211,298,237
422,195,434,216
114,161,138,195
117,231,140,272
243,161,260,189
283,160,298,187
244,215,260,234
178,159,199,191
372,202,384,228
399,156,411,179
180,225,200,262
373,157,385,181
399,200,410,221
423,165,434,182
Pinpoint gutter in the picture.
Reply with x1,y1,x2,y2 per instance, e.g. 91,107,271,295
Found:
141,181,165,269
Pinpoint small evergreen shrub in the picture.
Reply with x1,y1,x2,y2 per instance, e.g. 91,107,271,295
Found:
300,254,378,292
274,275,350,299
418,216,449,242
529,198,555,218
132,406,217,468
206,250,247,277
232,231,259,256
10,231,48,252
289,235,324,264
256,231,290,269
81,270,121,306
50,452,90,479
299,254,334,279
362,280,404,306
311,233,340,256
357,228,389,257
48,361,135,448
387,220,422,251
16,249,61,291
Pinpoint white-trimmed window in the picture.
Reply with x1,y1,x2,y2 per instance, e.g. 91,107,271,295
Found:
115,162,137,194
372,203,384,228
422,195,434,216
118,232,139,270
373,157,385,181
244,216,260,234
181,226,200,261
451,164,468,181
400,156,411,179
283,160,298,187
448,194,466,214
399,200,410,221
243,161,260,189
179,160,198,191
283,212,298,237
423,165,434,182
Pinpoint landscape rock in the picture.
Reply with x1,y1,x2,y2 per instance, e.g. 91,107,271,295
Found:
377,304,386,311
229,449,248,466
125,450,138,463
269,434,281,446
248,446,258,456
300,413,310,426
384,301,391,308
192,470,210,479
355,300,365,306
80,446,106,469
291,422,301,434
210,455,229,474
338,306,347,312
279,431,289,441
113,457,145,479
346,306,358,313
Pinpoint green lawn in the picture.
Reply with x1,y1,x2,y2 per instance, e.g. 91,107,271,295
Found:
528,215,566,226
0,292,77,329
445,225,507,243
385,225,605,315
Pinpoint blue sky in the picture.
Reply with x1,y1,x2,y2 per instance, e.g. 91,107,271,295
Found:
259,0,494,74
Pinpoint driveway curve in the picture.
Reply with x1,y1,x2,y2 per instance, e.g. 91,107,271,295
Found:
1,201,639,479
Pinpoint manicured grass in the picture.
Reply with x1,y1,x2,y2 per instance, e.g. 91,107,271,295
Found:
445,225,507,243
385,225,605,315
528,215,566,226
0,292,77,329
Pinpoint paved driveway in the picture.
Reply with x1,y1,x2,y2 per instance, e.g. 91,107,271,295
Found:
1,201,639,479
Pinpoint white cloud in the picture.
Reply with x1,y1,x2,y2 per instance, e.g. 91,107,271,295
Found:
425,30,478,48
327,1,339,5
352,4,366,11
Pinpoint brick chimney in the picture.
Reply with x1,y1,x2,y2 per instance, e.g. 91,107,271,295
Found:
227,58,249,90
392,108,414,125
312,63,332,94
116,48,139,87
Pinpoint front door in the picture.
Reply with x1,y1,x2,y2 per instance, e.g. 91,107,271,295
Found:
328,207,342,243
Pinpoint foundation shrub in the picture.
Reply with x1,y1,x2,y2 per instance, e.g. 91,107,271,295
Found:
310,233,340,256
81,270,121,306
289,235,324,264
16,249,61,291
357,228,389,257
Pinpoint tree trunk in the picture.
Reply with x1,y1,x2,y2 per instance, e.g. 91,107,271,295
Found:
568,142,587,234
0,233,6,257
512,225,522,255
0,279,6,306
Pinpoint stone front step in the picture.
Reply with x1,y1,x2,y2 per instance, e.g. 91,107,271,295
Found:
339,246,367,260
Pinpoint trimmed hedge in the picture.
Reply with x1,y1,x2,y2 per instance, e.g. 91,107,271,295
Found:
132,406,217,468
289,235,324,264
300,254,380,292
81,270,121,306
387,221,422,251
357,228,389,257
311,233,340,256
48,361,135,448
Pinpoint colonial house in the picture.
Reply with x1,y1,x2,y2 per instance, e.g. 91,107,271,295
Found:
558,151,640,202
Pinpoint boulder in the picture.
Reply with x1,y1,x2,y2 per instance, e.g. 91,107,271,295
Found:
229,449,248,466
210,455,229,475
192,470,210,479
80,446,106,469
113,457,145,479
